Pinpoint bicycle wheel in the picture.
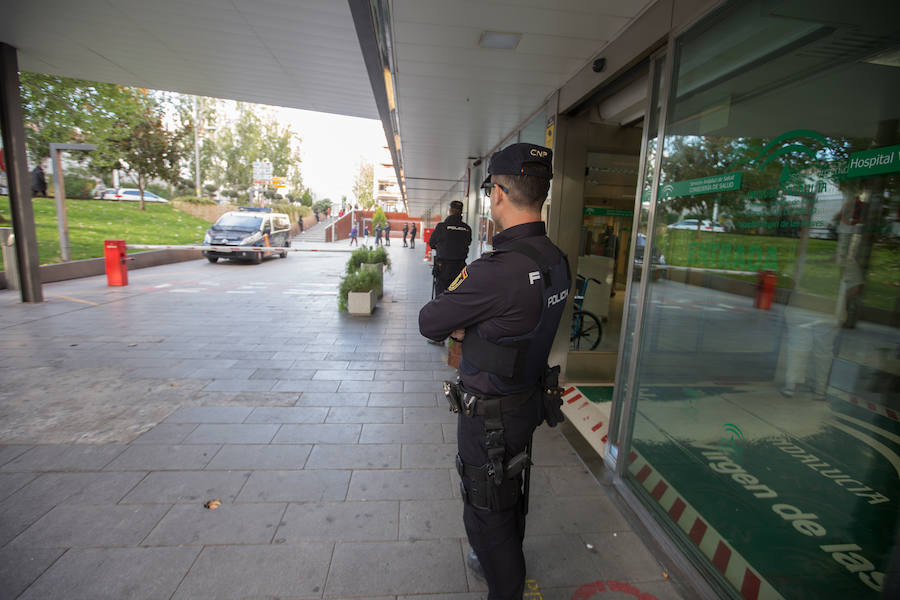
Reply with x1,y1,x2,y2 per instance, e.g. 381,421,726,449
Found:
570,310,602,350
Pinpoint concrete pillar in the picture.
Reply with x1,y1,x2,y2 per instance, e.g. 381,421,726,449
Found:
0,42,42,302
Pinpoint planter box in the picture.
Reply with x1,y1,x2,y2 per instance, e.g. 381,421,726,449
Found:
361,262,384,298
348,289,376,315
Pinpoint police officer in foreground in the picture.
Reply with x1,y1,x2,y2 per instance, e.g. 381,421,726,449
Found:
418,143,570,599
429,199,472,297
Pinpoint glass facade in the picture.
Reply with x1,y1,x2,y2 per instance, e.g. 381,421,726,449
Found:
617,1,900,598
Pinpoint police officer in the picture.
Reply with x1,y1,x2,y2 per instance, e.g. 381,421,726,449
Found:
429,200,472,296
418,143,570,599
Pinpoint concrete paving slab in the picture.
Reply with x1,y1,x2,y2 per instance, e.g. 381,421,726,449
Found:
142,502,286,546
348,469,454,501
0,444,127,472
275,500,399,543
120,471,251,504
245,406,329,423
404,380,444,392
0,472,37,502
369,392,438,407
399,498,466,539
305,444,400,469
130,423,198,444
272,423,361,444
10,504,170,548
236,470,350,502
0,546,65,600
326,406,403,423
163,406,253,423
296,391,370,406
249,368,316,380
17,546,200,600
325,539,466,596
202,379,276,392
171,543,333,600
182,424,279,444
403,407,457,423
337,380,400,393
401,443,458,468
102,444,219,471
205,442,310,469
273,379,340,393
314,369,375,381
0,445,33,466
526,494,630,535
360,423,444,444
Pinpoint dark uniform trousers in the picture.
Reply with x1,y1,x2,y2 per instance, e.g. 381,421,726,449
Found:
458,389,542,599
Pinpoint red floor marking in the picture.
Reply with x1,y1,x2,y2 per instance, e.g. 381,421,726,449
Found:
867,402,877,411
713,541,731,573
636,465,652,483
567,393,583,404
668,498,686,521
651,480,668,501
571,580,658,600
565,386,575,395
628,451,637,464
850,396,860,404
591,421,604,432
741,569,761,600
601,434,608,443
689,518,708,545
888,409,898,420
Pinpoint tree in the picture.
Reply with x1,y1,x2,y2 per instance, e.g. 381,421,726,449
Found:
300,188,313,207
96,105,189,210
313,198,332,215
372,206,387,227
353,160,374,208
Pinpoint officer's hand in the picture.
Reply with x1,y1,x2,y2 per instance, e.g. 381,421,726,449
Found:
450,329,465,342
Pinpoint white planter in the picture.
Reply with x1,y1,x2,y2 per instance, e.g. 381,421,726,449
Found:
347,289,376,315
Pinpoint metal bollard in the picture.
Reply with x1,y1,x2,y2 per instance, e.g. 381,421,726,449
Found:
0,227,19,290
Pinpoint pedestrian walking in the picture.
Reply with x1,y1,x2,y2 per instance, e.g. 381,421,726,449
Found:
363,224,369,245
314,208,320,223
31,164,47,197
375,223,383,246
298,216,304,234
384,221,391,246
418,143,568,599
409,222,417,249
349,224,358,246
402,223,409,247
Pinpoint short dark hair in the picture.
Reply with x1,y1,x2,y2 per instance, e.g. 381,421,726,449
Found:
495,167,551,209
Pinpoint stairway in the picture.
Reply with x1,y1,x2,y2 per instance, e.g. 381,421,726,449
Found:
294,218,332,243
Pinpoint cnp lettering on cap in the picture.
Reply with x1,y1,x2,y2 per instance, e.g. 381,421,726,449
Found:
529,149,549,158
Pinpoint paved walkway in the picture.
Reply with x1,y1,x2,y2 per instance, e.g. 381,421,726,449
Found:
0,241,686,600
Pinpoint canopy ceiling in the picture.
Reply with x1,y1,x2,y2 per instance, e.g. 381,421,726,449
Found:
0,0,655,216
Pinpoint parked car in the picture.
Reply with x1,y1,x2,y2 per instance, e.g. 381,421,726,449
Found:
202,208,292,264
101,188,169,203
633,232,666,281
666,219,725,232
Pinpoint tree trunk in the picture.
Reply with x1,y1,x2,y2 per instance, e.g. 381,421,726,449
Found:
138,174,145,211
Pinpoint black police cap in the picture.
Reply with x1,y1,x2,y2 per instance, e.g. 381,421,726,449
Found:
449,200,463,210
486,143,553,180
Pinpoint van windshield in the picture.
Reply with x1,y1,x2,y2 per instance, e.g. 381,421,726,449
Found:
214,215,262,231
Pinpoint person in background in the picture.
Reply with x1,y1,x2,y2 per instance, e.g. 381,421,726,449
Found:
402,222,409,247
31,163,47,197
349,223,358,246
384,221,391,246
298,216,304,234
375,222,383,246
363,224,369,245
409,222,417,249
430,200,472,296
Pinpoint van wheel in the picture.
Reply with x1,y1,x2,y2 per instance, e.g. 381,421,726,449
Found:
207,256,218,263
251,252,263,264
280,250,288,258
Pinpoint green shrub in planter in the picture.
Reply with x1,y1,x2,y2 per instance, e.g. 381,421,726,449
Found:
346,245,391,275
338,268,382,311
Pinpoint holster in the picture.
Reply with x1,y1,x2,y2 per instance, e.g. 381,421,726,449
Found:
456,451,530,512
540,365,565,427
442,381,477,416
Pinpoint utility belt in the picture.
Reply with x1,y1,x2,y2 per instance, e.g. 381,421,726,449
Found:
432,258,465,277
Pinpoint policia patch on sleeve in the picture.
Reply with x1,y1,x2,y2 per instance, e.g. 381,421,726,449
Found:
448,266,468,291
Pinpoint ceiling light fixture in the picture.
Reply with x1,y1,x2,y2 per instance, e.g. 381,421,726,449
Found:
479,31,521,50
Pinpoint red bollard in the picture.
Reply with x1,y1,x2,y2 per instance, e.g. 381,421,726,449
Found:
755,269,776,309
104,240,129,286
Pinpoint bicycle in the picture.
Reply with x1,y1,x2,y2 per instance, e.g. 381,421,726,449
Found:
570,275,603,350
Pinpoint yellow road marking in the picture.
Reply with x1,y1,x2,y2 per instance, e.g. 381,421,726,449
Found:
48,294,100,306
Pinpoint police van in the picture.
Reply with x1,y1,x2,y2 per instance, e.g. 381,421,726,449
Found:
202,207,292,264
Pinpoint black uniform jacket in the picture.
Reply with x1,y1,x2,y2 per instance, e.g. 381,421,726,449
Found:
429,214,472,261
419,221,553,395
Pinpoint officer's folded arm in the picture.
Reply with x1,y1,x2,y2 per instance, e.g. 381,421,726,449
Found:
418,259,505,342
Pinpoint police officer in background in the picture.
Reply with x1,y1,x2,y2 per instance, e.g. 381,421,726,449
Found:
429,199,472,296
418,143,570,599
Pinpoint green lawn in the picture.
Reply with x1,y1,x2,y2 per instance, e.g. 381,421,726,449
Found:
0,196,213,265
660,229,900,311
